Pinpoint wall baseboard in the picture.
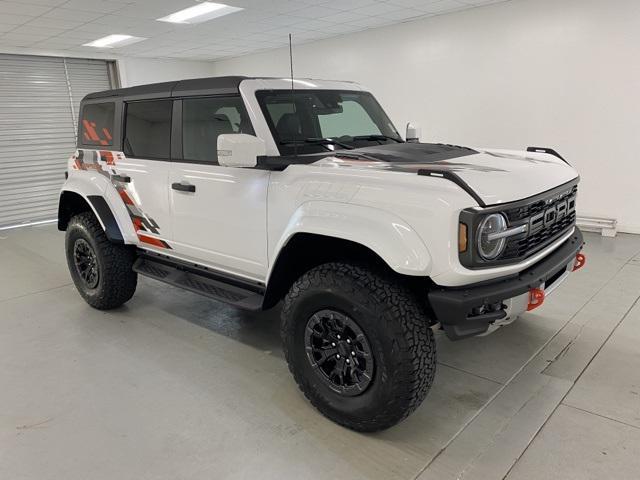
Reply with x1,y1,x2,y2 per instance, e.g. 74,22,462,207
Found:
577,216,617,237
616,224,640,236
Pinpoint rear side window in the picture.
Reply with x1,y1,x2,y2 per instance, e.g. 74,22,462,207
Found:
124,100,172,159
81,102,115,146
182,96,254,163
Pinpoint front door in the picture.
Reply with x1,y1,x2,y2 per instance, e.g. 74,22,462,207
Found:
169,96,269,281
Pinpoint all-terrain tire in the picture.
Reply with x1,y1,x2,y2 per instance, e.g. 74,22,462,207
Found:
65,211,137,310
281,262,436,432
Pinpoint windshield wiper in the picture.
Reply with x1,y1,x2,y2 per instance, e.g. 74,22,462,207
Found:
280,138,355,150
352,134,403,143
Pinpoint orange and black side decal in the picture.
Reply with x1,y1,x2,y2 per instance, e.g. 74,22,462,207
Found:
71,149,172,249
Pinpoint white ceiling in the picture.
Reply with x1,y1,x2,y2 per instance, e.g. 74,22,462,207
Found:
0,0,507,61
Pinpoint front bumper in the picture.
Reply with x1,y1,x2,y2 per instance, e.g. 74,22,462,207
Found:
429,227,584,340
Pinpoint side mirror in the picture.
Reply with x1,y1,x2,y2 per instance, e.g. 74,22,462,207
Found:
405,122,421,143
217,134,266,168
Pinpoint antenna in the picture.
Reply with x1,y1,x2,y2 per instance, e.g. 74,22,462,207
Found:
288,33,298,158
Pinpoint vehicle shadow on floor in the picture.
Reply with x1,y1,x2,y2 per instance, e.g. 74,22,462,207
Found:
135,276,285,357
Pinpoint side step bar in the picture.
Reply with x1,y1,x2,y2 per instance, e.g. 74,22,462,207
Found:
133,253,265,310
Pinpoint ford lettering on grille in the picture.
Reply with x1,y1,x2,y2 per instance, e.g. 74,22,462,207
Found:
501,189,577,261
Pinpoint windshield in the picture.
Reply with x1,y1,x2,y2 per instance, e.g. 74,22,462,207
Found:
256,90,403,155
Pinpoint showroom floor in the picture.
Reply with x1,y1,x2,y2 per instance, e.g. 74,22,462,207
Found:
1,225,639,480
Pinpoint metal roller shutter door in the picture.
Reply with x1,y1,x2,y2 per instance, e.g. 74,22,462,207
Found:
0,54,112,228
65,58,113,137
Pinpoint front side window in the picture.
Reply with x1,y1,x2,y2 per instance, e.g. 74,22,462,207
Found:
256,90,402,155
124,100,172,159
81,102,115,146
182,96,254,163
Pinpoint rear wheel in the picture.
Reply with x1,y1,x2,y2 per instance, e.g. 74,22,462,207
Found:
65,212,137,310
281,262,436,432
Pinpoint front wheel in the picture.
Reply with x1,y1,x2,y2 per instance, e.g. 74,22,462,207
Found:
281,263,436,432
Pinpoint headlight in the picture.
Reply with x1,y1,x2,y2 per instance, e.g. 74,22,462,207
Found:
477,213,507,260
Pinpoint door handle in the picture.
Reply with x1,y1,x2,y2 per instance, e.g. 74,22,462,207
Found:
112,174,131,183
172,182,196,193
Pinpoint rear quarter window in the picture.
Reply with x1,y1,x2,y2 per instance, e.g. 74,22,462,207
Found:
81,102,115,146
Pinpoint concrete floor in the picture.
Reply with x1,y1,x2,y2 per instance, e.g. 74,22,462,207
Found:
1,225,639,480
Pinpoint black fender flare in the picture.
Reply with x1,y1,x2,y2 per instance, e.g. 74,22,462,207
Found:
86,195,125,244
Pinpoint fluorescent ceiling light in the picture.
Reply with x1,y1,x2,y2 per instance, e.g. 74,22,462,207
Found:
157,2,243,24
83,34,146,48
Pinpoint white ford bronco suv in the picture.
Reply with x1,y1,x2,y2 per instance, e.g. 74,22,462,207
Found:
58,76,585,431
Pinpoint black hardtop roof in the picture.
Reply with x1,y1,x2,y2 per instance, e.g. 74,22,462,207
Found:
83,75,253,102
82,76,358,103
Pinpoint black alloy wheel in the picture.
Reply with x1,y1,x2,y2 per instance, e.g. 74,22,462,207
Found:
304,309,374,396
73,238,99,289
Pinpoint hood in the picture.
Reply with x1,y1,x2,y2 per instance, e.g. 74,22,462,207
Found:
314,143,579,206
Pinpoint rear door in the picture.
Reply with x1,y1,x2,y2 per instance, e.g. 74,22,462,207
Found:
169,95,269,280
117,99,173,250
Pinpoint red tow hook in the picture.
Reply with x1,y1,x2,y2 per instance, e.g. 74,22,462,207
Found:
573,252,586,272
527,288,545,311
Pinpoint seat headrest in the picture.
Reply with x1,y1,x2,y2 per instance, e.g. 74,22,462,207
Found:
276,113,301,141
212,114,232,134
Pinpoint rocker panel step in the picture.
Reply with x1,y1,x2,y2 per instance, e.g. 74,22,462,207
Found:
133,255,264,310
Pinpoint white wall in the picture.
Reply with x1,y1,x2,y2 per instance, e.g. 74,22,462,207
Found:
117,57,217,86
211,0,640,233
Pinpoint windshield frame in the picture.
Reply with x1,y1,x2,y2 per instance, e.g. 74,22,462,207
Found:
255,89,403,156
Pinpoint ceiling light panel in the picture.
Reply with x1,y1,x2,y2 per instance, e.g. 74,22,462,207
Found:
83,34,146,48
157,2,243,24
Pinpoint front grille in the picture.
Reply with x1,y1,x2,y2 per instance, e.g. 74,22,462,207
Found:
502,211,575,259
501,185,577,260
504,185,578,222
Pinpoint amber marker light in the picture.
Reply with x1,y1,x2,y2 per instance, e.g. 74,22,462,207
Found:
459,223,468,253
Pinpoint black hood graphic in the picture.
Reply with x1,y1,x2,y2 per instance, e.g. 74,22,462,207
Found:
339,142,478,163
334,143,506,174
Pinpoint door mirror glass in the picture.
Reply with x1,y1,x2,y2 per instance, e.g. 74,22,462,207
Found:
217,134,266,168
406,122,421,143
